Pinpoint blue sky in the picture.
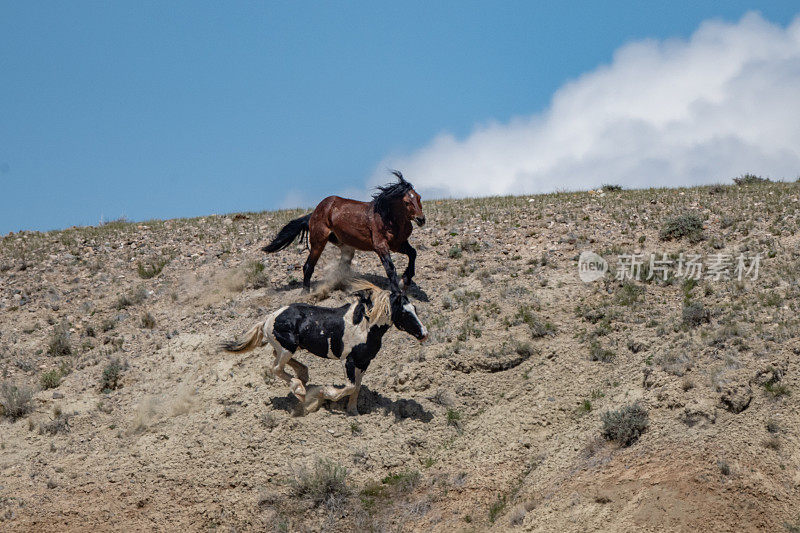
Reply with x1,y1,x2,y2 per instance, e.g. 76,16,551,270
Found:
1,2,799,233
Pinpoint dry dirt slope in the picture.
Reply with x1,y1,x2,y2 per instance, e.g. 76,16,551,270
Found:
1,181,800,532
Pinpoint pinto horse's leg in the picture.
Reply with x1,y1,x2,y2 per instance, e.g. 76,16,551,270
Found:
273,349,306,402
286,358,309,386
316,382,358,408
397,241,417,290
345,368,363,416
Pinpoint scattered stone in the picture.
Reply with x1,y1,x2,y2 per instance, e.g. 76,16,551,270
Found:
720,384,752,413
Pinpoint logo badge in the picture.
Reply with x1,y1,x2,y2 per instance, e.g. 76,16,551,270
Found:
578,251,608,282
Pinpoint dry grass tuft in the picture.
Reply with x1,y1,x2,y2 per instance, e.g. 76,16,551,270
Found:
0,382,33,420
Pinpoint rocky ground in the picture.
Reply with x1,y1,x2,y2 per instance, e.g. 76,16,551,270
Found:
1,180,799,532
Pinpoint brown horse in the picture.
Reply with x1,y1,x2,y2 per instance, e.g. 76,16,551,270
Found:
262,171,425,292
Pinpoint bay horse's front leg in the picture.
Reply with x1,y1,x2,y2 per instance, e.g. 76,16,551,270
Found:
397,241,417,290
374,243,401,293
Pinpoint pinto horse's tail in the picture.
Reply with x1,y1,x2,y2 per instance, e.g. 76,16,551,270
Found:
220,322,265,353
262,214,311,253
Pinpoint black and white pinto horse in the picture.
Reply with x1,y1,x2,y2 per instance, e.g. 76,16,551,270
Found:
221,281,427,415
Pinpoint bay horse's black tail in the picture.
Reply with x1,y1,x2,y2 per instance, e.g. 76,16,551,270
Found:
262,213,311,253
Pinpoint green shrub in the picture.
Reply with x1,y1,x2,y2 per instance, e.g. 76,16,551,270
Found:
39,408,71,435
659,213,704,242
244,260,270,289
446,408,462,427
508,305,556,338
47,322,72,357
733,173,770,185
488,494,507,523
100,358,124,393
381,470,420,492
514,340,535,357
616,282,644,306
528,319,556,338
290,458,349,507
0,382,33,420
115,286,147,310
460,240,481,253
682,302,710,328
137,257,169,279
589,341,615,363
140,311,156,329
764,381,790,398
40,369,62,390
601,403,649,446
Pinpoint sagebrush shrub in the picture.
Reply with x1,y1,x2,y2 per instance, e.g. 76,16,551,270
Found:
244,260,270,289
682,301,710,328
290,458,349,507
0,382,33,420
40,369,62,390
100,358,124,392
660,213,704,242
137,257,169,279
140,311,156,329
733,173,769,185
48,323,72,357
589,341,615,362
601,403,649,446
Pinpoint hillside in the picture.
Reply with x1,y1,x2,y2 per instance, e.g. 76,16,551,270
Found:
1,181,799,532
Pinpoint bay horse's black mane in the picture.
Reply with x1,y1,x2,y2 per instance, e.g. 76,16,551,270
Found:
372,170,414,220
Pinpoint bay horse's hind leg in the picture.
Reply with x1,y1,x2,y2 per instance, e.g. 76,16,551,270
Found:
338,245,355,272
303,226,331,292
330,245,356,290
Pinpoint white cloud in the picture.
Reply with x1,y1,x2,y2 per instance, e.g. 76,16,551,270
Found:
278,189,312,209
372,12,800,197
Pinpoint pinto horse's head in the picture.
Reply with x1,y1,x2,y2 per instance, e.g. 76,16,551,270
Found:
372,170,425,226
351,280,428,342
389,290,428,342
